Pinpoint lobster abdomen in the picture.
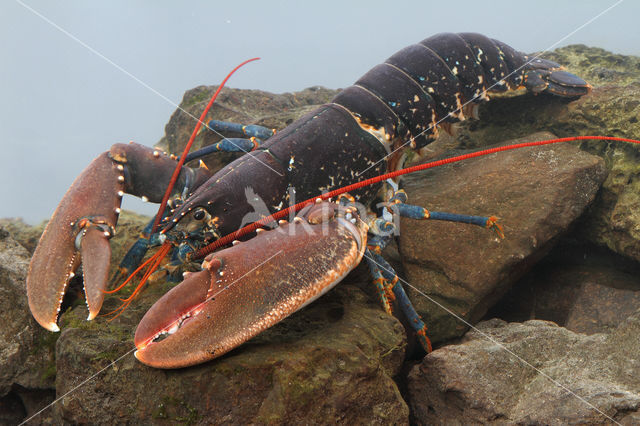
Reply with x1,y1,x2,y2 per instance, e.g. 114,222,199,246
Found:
171,33,589,233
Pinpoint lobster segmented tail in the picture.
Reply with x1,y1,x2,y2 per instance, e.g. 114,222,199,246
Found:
331,32,590,163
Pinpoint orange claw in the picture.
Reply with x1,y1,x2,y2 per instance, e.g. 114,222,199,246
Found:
27,152,122,331
134,202,369,368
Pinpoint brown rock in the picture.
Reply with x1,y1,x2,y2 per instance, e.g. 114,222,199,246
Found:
0,226,56,423
455,46,640,263
158,85,339,175
487,240,640,335
408,314,640,424
399,132,607,343
52,283,407,425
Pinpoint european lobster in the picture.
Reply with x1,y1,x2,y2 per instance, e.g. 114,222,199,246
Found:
27,32,591,368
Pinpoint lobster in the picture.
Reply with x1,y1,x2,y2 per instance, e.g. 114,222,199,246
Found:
27,32,591,368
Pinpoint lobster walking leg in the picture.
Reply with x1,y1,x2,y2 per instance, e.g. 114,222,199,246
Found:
361,189,504,352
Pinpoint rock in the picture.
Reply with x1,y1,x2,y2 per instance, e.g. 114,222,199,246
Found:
398,132,607,343
455,46,640,263
0,226,56,422
408,313,640,424
158,85,339,173
545,45,640,87
53,282,407,425
487,239,640,335
0,218,46,254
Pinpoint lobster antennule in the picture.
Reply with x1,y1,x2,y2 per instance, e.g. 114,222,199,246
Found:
103,242,172,321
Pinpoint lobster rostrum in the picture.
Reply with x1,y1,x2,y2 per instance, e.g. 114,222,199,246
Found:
27,32,592,368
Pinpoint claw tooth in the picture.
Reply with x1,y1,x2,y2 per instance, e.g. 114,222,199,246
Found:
48,323,60,332
168,323,179,334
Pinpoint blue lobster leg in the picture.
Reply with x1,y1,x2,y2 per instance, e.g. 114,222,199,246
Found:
388,190,504,238
183,138,261,162
207,119,275,140
361,189,504,352
364,225,433,352
182,120,276,162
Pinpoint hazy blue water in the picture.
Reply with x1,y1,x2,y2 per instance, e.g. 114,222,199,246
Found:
1,0,638,223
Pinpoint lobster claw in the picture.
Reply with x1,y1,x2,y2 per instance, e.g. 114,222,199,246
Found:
134,202,369,368
27,152,122,331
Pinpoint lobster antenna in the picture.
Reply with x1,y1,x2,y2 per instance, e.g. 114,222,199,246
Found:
151,57,261,234
193,135,640,259
105,59,261,314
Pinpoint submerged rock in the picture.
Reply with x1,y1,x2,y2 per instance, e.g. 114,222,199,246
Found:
53,283,407,425
408,313,640,424
488,239,640,335
399,131,607,343
0,226,56,422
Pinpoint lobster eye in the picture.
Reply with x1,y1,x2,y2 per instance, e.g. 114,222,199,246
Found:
193,208,206,221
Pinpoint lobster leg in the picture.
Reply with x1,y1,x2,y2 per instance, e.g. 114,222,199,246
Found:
387,190,504,237
364,248,433,352
182,138,261,161
360,189,505,352
27,142,212,331
206,119,275,140
180,120,277,162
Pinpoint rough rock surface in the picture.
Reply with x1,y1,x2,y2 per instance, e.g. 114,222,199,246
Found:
488,238,640,335
408,313,640,424
0,226,56,423
157,85,339,176
53,282,407,425
458,45,640,262
398,131,607,343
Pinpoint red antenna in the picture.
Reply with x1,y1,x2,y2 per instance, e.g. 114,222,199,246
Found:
151,57,260,234
192,135,640,259
105,58,260,317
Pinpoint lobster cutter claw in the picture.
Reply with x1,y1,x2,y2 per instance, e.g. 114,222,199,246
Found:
134,202,369,368
27,152,122,331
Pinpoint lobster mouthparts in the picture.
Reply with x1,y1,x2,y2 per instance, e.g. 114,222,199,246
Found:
134,202,368,368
